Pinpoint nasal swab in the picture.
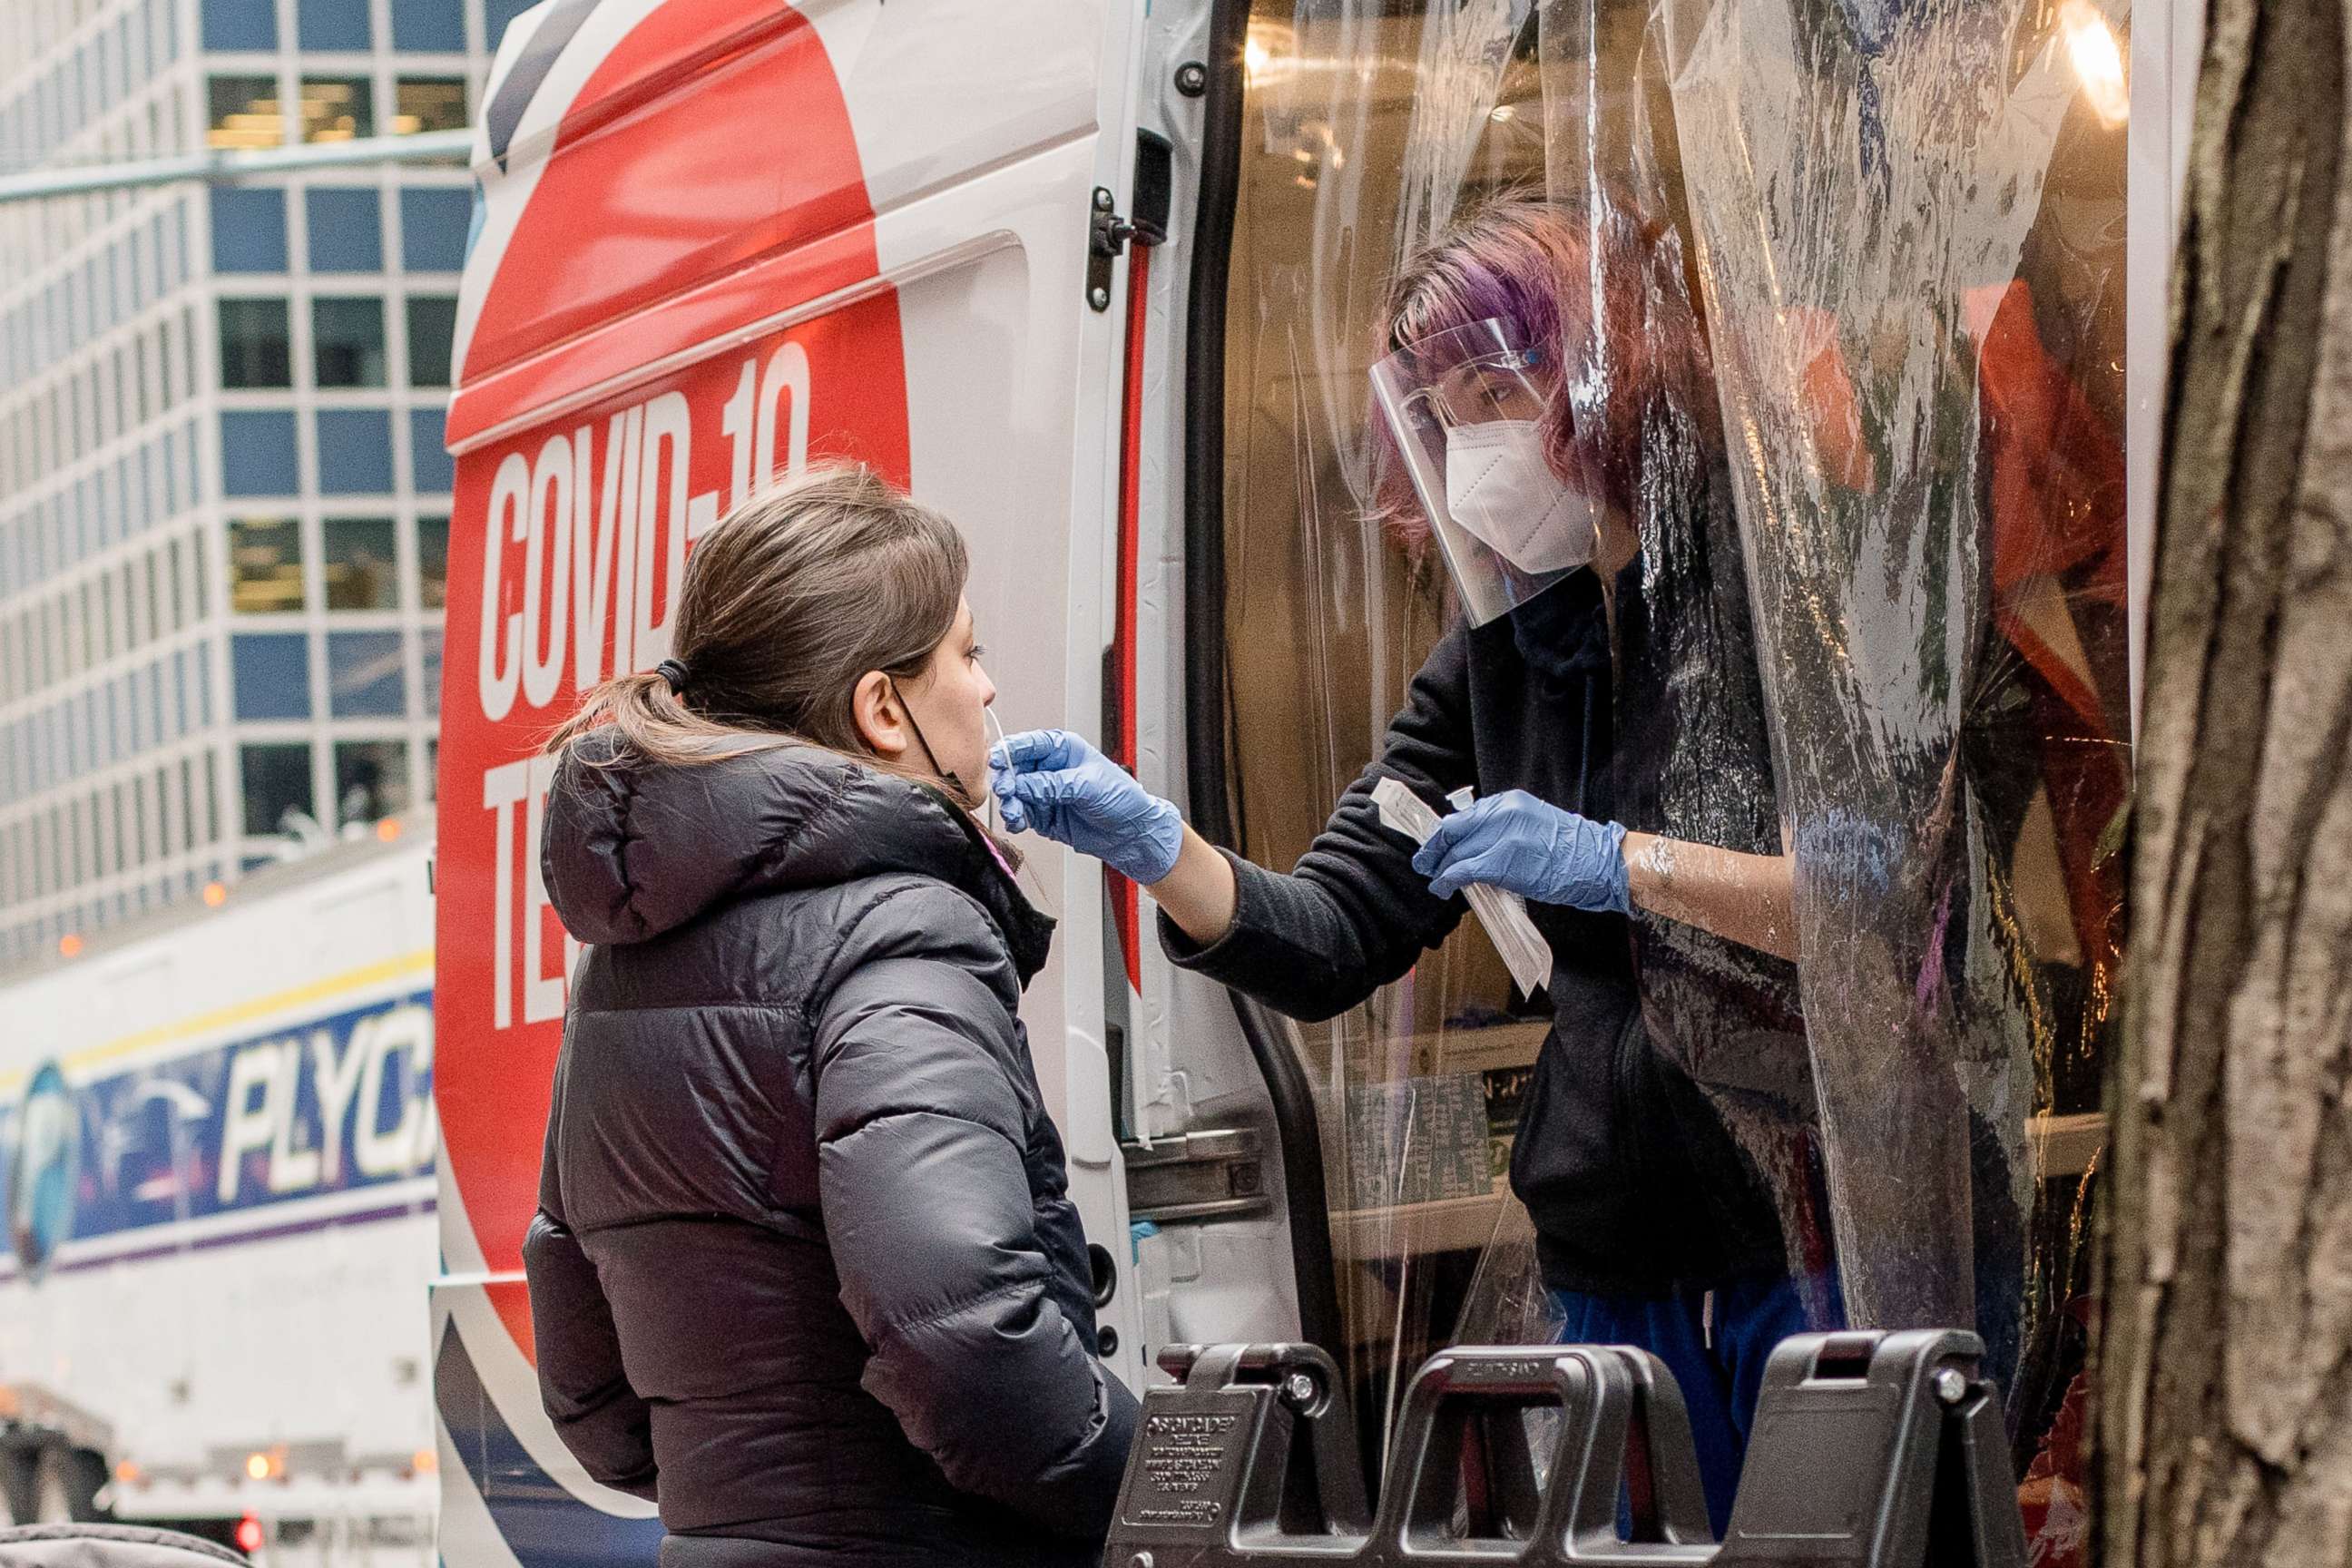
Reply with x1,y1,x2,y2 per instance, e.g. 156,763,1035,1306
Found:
984,705,1009,836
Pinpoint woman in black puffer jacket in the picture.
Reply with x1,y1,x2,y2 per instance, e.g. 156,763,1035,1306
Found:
525,465,1138,1568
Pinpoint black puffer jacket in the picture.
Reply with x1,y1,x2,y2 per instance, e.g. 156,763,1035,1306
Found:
526,735,1139,1568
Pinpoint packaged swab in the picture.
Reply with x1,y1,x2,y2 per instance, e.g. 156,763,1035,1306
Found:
1371,778,1554,997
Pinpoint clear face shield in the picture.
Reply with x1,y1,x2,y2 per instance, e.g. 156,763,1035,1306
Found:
1369,318,1604,626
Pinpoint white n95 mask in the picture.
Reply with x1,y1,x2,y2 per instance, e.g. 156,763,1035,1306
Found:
1443,420,1598,575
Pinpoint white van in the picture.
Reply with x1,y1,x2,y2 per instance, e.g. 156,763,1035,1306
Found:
430,0,2149,1562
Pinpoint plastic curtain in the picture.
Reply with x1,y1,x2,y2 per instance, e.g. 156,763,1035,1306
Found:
1219,0,2123,1526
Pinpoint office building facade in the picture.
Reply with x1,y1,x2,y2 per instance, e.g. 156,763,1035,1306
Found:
0,0,530,965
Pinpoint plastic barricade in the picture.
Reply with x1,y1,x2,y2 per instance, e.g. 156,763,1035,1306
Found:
1102,1330,2027,1568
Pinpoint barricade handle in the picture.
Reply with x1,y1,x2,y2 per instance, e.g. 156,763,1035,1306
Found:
1524,1347,1712,1558
1377,1348,1601,1548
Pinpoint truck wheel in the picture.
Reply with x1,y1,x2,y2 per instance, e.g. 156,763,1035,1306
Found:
31,1445,104,1523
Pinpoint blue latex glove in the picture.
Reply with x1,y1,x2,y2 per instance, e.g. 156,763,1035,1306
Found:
1410,789,1631,913
990,729,1184,886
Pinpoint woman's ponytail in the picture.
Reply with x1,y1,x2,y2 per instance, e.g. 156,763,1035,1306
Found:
545,666,756,768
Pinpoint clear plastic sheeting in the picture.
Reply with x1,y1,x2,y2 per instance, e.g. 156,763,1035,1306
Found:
1221,4,1563,1492
1656,0,2128,1454
1218,0,2123,1528
1526,0,1831,1328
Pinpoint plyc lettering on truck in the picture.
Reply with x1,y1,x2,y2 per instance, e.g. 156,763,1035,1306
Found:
0,996,436,1278
213,1001,437,1206
464,339,823,1035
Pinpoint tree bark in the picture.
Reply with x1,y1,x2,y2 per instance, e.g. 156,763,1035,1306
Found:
2096,0,2352,1554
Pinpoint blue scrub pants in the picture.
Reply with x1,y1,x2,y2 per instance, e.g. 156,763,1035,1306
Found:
1552,1271,1841,1537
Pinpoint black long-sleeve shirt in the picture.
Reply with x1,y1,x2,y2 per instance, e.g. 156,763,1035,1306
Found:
1162,577,1790,1295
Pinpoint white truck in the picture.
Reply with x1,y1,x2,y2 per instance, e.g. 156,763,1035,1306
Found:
0,818,438,1564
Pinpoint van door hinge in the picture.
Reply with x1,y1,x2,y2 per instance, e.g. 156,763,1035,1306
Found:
1086,132,1175,311
1088,188,1135,311
1122,1128,1269,1224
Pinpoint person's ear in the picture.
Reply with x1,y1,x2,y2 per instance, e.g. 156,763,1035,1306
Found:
851,671,913,759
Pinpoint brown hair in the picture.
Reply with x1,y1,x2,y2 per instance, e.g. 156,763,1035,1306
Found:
546,463,975,805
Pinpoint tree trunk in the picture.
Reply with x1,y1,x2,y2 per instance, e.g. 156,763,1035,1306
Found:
2096,0,2352,1554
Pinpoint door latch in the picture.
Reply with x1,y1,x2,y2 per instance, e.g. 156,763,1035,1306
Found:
1086,131,1174,310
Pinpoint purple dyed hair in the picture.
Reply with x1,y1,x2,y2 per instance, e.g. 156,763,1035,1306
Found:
1370,195,1710,554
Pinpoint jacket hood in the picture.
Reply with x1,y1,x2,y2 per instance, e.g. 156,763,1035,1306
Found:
542,731,1056,983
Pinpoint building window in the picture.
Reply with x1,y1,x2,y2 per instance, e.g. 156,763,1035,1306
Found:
308,188,383,271
108,780,130,873
312,297,387,387
416,514,449,608
486,0,535,48
298,0,371,51
317,408,394,494
229,516,305,612
200,750,223,843
299,76,374,143
218,298,293,388
136,663,161,750
394,78,468,135
211,186,288,272
399,188,473,271
166,537,193,630
180,757,203,850
409,408,453,493
231,632,312,720
240,742,313,837
327,631,406,717
323,516,397,609
407,296,457,387
165,651,190,739
128,10,153,85
334,740,410,826
219,410,299,496
393,0,466,51
208,74,283,150
420,629,443,718
145,552,168,637
199,639,220,730
201,0,278,52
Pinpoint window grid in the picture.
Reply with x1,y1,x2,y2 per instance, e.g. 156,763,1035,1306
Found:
0,0,485,963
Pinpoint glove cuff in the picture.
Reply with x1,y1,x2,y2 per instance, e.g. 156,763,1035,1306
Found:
1599,818,1632,915
1120,796,1185,886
